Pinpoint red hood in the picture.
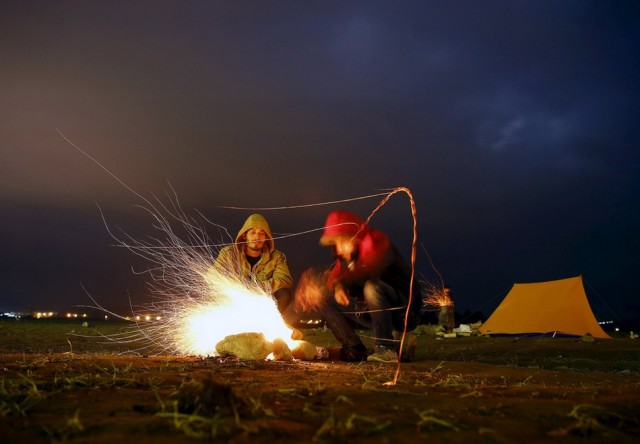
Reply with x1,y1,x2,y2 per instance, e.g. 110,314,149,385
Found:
319,210,369,245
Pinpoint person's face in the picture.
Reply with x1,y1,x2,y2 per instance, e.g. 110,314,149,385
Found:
334,236,356,260
245,228,267,255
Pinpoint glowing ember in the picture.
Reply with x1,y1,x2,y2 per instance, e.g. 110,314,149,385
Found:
422,284,454,308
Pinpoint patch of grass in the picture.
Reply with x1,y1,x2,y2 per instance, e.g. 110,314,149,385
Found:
515,375,534,386
41,408,85,441
415,408,460,432
157,403,238,440
549,404,640,437
153,377,282,440
0,372,45,417
247,396,275,417
431,374,471,389
313,407,392,441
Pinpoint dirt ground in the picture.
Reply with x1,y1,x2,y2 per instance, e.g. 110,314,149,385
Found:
1,320,639,443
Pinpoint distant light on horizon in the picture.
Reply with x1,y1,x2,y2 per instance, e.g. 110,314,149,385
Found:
64,312,88,318
2,312,21,318
35,311,56,319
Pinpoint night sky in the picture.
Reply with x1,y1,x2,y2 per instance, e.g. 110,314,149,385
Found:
2,1,639,324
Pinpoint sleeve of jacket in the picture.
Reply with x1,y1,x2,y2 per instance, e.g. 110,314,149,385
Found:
211,246,243,277
213,246,231,271
326,261,342,292
269,251,293,292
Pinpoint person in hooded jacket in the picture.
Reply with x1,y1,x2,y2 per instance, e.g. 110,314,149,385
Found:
214,213,297,328
295,210,421,362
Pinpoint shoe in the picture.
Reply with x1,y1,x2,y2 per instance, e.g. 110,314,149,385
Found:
339,344,370,362
367,346,398,363
314,346,329,360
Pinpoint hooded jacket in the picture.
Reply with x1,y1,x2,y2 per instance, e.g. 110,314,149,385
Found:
214,214,293,293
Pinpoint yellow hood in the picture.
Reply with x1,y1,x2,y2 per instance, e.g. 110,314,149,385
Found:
235,213,274,253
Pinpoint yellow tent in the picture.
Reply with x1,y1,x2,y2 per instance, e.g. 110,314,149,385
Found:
479,276,610,339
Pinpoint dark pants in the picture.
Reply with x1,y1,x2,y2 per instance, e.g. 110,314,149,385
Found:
316,279,418,350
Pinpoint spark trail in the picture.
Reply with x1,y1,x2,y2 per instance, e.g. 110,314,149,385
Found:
58,131,423,377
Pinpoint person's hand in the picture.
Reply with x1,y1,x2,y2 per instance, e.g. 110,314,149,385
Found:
334,287,349,306
294,268,325,312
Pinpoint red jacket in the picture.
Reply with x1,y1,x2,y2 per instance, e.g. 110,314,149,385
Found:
321,210,411,297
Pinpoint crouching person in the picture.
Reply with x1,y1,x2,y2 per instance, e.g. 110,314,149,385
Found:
295,210,421,362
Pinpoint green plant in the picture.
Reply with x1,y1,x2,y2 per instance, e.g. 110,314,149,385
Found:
314,407,391,440
156,400,238,440
415,408,460,432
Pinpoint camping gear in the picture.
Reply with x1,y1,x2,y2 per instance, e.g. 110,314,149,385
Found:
479,276,610,339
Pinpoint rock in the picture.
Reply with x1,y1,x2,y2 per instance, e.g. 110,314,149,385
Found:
216,332,273,360
272,338,293,361
290,340,318,360
453,324,472,333
580,334,595,343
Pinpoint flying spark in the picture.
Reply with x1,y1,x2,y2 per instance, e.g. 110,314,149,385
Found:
92,193,294,356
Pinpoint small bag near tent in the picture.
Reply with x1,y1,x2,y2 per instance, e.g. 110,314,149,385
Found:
479,275,610,339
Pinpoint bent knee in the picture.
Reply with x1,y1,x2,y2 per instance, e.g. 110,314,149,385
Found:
363,279,383,296
363,279,388,306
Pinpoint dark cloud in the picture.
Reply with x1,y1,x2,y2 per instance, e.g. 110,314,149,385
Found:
1,1,639,322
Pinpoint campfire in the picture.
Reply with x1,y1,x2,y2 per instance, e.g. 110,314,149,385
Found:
61,133,417,374
178,269,319,360
94,203,322,360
